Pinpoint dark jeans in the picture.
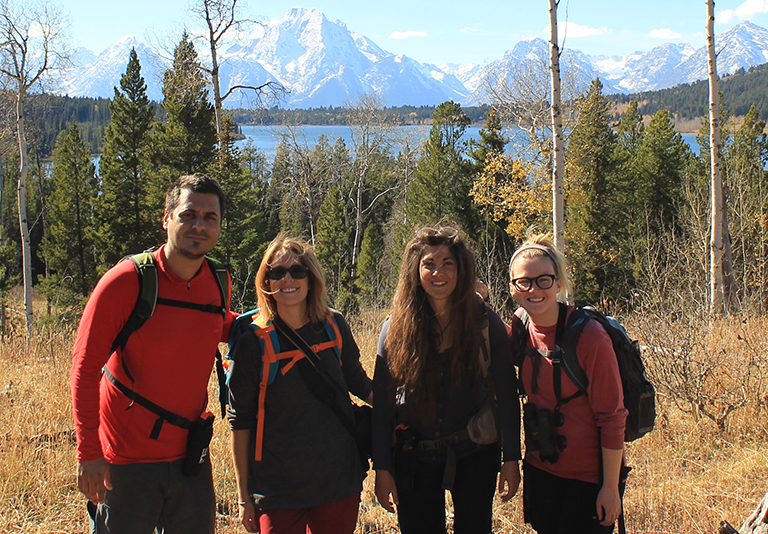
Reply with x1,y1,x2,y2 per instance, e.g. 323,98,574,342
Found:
395,443,499,534
88,458,215,534
523,461,617,534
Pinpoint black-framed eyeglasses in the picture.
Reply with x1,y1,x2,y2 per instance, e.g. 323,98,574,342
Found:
417,226,459,239
266,264,310,281
511,274,557,291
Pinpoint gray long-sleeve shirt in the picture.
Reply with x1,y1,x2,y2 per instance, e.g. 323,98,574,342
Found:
227,312,372,510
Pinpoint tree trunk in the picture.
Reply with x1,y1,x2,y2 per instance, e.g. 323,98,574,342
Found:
707,0,725,316
16,88,33,339
549,0,565,253
210,37,223,137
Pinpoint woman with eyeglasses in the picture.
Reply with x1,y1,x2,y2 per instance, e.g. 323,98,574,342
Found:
372,225,521,533
227,234,372,534
508,234,627,534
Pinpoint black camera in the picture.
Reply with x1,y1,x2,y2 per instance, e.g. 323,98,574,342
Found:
523,402,566,464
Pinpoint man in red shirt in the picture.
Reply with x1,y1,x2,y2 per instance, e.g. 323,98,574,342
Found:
71,173,236,533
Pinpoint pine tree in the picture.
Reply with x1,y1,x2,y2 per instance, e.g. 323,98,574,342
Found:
468,106,506,173
315,185,351,310
156,31,217,179
566,79,620,302
725,105,768,309
40,123,98,311
98,48,159,268
209,115,266,311
355,220,389,308
634,109,689,232
406,101,478,234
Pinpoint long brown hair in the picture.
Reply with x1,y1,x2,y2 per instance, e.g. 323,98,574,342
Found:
386,225,482,421
255,234,331,324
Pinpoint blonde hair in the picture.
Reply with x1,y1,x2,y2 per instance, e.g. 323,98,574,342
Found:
255,234,331,324
509,233,572,302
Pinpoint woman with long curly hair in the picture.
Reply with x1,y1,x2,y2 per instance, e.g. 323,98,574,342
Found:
227,234,372,534
372,225,521,533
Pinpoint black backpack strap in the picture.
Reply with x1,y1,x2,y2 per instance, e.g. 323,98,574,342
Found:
550,303,586,411
560,308,592,393
155,297,225,315
103,367,194,439
205,257,230,316
155,256,229,317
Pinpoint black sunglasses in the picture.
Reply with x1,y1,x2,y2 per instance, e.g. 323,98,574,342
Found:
266,264,310,281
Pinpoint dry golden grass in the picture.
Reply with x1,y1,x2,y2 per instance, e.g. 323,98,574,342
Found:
1,305,767,533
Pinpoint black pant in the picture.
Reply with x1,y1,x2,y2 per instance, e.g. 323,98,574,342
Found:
395,443,499,534
523,461,617,534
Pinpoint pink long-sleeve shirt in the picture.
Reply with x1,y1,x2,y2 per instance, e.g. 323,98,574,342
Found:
511,306,627,484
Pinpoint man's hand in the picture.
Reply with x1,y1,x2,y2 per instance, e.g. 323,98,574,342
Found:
374,470,399,513
77,457,112,504
497,461,520,501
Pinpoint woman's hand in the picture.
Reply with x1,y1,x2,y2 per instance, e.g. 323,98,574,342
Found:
596,484,621,526
497,461,520,501
374,470,399,513
238,499,260,533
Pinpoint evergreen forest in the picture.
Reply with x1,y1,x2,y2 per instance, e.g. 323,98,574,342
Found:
2,42,768,333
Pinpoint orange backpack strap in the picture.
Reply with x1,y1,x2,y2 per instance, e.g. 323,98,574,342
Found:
251,314,344,461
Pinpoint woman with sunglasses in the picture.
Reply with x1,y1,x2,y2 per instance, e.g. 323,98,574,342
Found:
372,225,521,533
227,234,372,534
508,234,627,534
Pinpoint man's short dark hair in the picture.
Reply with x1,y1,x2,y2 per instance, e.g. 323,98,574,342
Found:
165,173,226,219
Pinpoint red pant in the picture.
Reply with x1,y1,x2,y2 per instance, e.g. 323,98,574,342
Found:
259,494,360,534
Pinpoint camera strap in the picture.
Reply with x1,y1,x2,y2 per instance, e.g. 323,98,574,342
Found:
271,316,361,443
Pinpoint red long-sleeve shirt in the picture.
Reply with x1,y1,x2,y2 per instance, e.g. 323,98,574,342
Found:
511,306,627,484
70,246,235,464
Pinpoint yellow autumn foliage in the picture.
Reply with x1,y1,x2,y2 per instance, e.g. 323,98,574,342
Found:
470,150,550,241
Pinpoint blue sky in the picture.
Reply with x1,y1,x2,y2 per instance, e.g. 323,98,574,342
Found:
65,0,768,65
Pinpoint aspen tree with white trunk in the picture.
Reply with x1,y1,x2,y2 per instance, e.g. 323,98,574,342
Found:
707,0,729,315
549,0,565,253
192,0,281,137
0,0,69,339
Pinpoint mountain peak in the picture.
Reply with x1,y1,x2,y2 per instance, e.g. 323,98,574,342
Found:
57,12,768,107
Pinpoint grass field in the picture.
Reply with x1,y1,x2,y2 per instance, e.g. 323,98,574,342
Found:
1,304,766,533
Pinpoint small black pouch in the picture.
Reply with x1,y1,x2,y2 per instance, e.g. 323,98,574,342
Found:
182,413,214,476
353,404,373,467
393,427,418,496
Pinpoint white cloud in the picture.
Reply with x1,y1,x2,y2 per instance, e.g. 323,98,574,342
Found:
459,24,481,34
554,21,606,39
388,30,428,40
718,9,736,23
736,0,768,19
648,28,682,39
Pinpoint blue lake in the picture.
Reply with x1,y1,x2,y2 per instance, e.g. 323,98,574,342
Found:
236,124,700,160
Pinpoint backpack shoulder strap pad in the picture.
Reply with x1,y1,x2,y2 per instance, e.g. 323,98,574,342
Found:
110,252,158,353
205,256,230,316
559,308,592,393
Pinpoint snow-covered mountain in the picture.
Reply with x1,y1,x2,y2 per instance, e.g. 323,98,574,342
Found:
61,36,164,102
588,21,768,92
58,10,768,108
